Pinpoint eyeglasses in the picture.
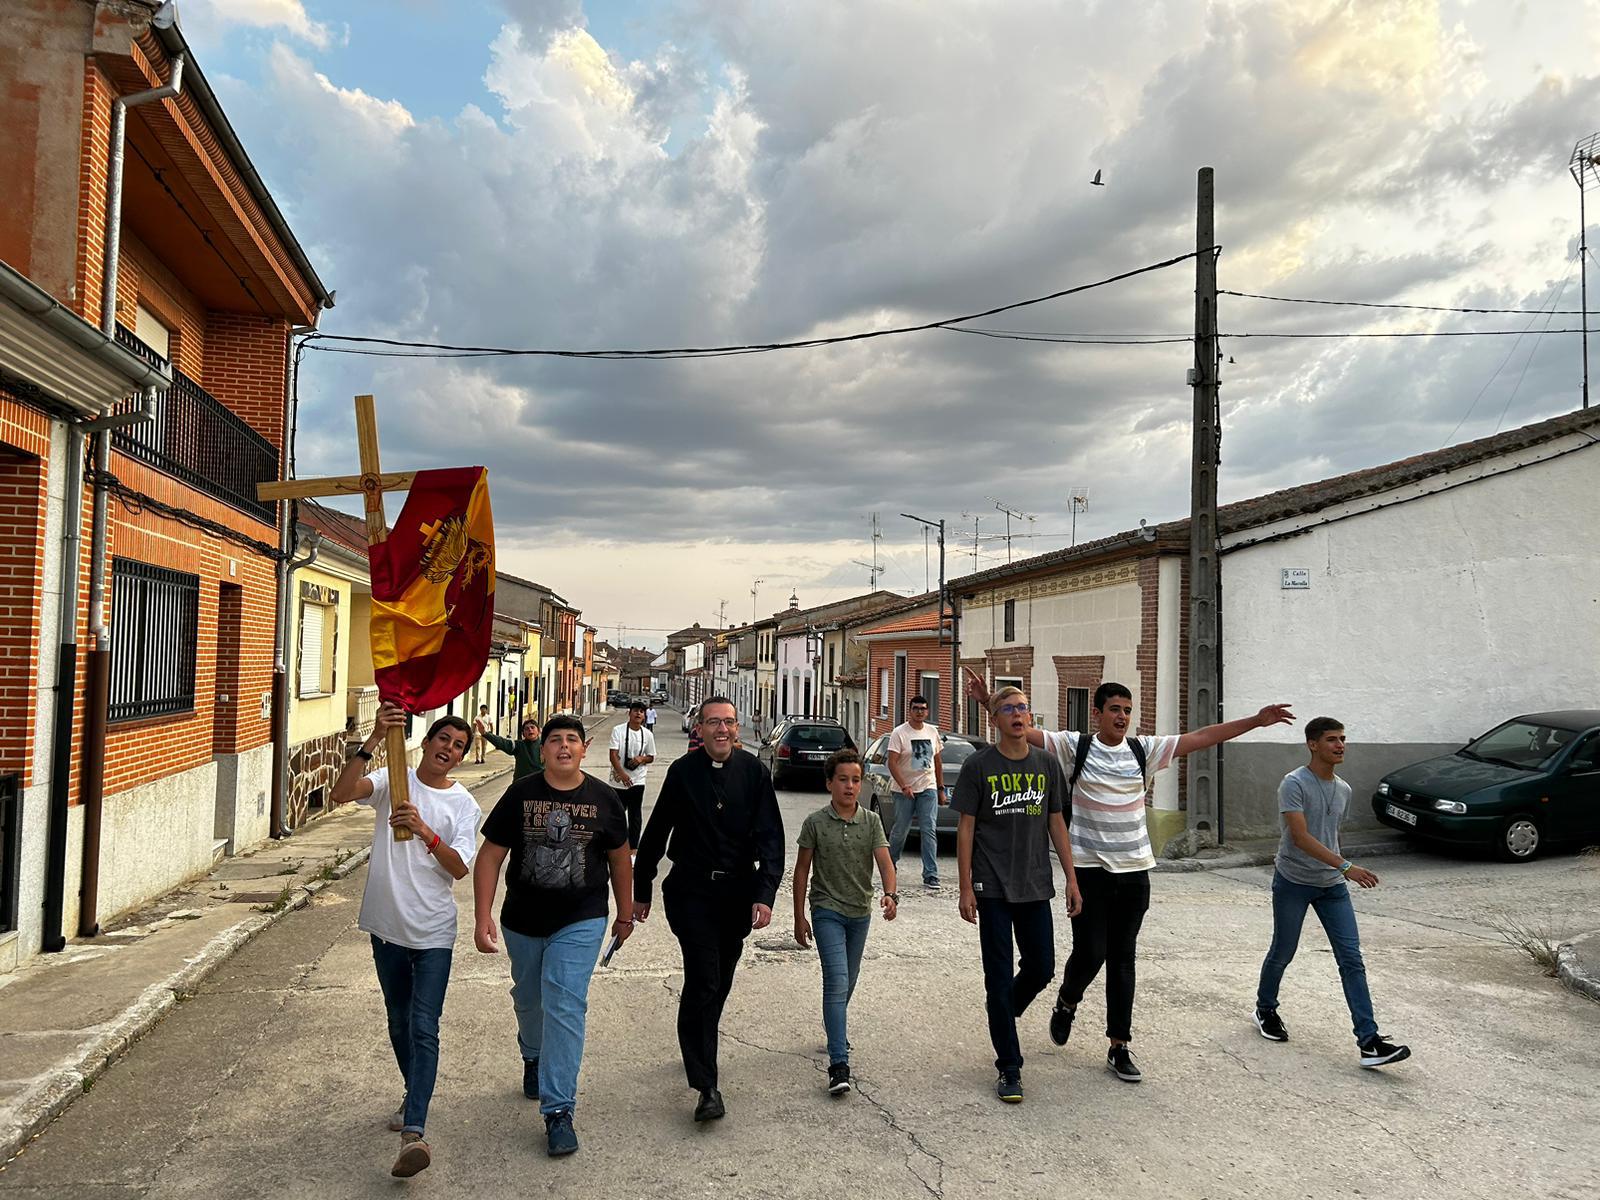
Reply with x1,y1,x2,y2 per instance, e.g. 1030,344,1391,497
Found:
997,703,1030,715
701,717,739,729
910,704,929,711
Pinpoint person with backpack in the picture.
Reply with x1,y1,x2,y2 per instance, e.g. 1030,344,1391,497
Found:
964,673,1290,1083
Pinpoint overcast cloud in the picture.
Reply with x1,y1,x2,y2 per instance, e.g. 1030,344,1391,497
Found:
187,0,1599,644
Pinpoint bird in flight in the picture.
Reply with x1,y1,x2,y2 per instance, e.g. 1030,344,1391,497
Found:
1090,169,1105,186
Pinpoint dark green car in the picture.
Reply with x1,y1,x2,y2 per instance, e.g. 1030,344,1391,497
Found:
1372,710,1600,862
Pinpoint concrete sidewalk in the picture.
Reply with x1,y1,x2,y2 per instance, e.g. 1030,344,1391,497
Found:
0,744,525,1165
1154,827,1414,873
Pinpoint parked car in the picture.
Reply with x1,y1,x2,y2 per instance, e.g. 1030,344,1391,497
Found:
607,691,632,708
652,689,669,703
757,718,856,788
681,704,701,733
863,731,988,843
1372,710,1600,862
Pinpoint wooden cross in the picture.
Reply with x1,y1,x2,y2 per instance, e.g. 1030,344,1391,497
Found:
258,394,418,840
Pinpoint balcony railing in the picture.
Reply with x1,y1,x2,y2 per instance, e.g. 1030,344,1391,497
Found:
112,325,278,524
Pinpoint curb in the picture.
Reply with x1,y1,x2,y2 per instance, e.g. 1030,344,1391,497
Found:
1155,837,1414,874
0,843,372,1167
1556,933,1600,1004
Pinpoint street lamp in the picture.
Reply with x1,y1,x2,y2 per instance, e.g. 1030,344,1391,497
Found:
1570,132,1600,409
901,512,956,732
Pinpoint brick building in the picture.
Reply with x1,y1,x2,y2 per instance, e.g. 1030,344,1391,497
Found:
858,601,960,742
0,2,330,968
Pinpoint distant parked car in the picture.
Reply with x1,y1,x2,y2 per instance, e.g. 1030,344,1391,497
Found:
863,731,988,844
757,718,856,789
1372,710,1600,862
652,689,669,703
607,692,632,709
681,705,701,733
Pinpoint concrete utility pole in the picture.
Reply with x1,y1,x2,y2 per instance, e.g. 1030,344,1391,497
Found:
1570,134,1599,409
1188,166,1223,840
901,512,953,731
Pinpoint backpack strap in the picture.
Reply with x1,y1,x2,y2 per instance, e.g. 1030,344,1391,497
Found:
1068,733,1093,796
1128,736,1147,777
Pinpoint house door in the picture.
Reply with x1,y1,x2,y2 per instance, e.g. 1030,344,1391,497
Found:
894,654,907,725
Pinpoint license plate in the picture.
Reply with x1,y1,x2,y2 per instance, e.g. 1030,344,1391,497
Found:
1385,803,1417,827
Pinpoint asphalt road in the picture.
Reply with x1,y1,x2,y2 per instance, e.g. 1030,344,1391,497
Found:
2,711,1596,1199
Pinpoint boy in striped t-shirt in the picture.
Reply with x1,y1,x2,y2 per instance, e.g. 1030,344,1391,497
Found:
964,673,1290,1083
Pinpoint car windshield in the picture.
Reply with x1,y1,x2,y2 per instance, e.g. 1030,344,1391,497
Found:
941,738,981,766
792,725,848,748
1462,720,1578,770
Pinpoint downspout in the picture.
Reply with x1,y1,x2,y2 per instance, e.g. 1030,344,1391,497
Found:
75,52,186,939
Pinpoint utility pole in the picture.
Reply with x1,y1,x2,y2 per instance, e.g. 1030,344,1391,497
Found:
718,599,728,629
961,512,982,573
1188,166,1223,841
1571,134,1599,409
1068,487,1089,546
902,513,952,730
751,577,764,624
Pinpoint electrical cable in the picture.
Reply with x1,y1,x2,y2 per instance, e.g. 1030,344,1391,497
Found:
1223,328,1588,339
87,467,286,560
299,251,1200,361
1221,288,1582,316
1493,270,1574,434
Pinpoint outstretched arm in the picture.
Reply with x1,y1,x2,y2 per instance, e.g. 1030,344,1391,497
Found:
1175,704,1294,757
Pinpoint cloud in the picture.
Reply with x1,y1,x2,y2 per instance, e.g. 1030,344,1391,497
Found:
182,0,336,49
221,0,1599,636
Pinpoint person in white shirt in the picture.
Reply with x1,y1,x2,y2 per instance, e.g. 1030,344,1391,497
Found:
885,696,946,890
331,702,482,1180
965,672,1289,1084
609,701,657,848
645,704,659,734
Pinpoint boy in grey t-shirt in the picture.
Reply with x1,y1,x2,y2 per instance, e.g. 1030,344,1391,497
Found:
1253,718,1410,1069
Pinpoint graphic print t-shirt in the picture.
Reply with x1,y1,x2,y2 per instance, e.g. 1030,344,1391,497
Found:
887,722,944,795
950,745,1065,903
482,772,627,938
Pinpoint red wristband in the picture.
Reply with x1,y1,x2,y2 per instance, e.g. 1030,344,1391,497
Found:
426,832,441,854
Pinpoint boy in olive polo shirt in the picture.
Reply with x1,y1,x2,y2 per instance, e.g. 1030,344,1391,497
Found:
793,749,899,1096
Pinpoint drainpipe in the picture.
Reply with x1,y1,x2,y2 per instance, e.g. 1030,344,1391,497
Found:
72,53,186,939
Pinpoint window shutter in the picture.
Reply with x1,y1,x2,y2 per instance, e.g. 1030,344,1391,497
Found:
298,602,325,698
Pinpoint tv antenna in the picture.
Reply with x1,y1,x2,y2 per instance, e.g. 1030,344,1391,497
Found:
960,512,983,573
985,496,1036,563
1068,487,1090,546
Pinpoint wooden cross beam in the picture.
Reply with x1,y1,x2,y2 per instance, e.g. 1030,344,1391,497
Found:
257,394,418,840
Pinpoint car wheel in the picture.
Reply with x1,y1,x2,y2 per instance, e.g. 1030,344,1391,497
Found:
1496,815,1542,862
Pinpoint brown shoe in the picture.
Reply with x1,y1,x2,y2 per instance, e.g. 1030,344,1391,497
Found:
391,1133,431,1178
386,1107,404,1132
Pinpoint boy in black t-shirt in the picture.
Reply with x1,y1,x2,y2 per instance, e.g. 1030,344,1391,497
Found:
473,715,634,1157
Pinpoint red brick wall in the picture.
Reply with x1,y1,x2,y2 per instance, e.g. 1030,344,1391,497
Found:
867,638,956,740
116,231,208,377
980,645,1035,740
73,61,112,327
1053,654,1105,735
0,446,48,788
204,312,288,442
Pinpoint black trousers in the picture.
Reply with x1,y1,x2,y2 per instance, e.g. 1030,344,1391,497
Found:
664,883,754,1091
618,785,645,848
1059,867,1151,1043
976,897,1055,1072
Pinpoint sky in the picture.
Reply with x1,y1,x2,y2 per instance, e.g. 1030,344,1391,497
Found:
178,0,1600,649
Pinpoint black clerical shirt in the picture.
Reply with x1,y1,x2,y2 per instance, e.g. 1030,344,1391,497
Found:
633,749,785,907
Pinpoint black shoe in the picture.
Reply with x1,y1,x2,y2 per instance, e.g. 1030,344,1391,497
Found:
1358,1035,1411,1068
995,1069,1023,1103
1107,1045,1142,1082
523,1057,540,1099
693,1088,726,1122
827,1061,851,1096
1254,1007,1289,1042
1048,999,1077,1046
544,1109,578,1157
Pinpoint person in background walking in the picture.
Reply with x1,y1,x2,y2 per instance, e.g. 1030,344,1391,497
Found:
482,717,544,780
793,748,898,1096
472,705,491,764
1252,717,1410,1069
474,714,635,1157
646,703,659,735
633,697,785,1123
954,687,1078,1104
885,695,946,892
330,703,481,1179
609,700,657,849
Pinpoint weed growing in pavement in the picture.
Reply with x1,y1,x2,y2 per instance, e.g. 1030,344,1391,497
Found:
254,883,296,914
276,865,297,876
1485,908,1566,977
314,849,355,882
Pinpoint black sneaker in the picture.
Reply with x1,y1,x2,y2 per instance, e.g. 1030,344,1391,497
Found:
693,1087,726,1122
1254,1008,1289,1042
995,1069,1023,1103
522,1057,540,1099
924,878,942,892
1048,999,1077,1046
827,1061,851,1096
544,1109,578,1157
1358,1035,1411,1068
1107,1045,1142,1082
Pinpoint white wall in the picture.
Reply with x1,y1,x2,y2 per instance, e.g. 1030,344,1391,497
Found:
1222,436,1600,834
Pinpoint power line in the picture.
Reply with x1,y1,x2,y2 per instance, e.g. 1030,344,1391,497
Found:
948,329,1192,345
1222,288,1583,316
1224,328,1590,339
299,251,1200,361
1494,270,1574,434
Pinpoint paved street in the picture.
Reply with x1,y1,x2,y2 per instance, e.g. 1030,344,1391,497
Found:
2,711,1596,1199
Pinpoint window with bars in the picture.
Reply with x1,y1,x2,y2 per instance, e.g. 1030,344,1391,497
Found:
920,672,941,724
1066,686,1091,733
1003,598,1016,642
110,558,199,722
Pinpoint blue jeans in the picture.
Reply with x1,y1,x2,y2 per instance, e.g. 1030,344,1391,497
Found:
504,918,608,1115
813,906,872,1064
976,898,1055,1072
1256,871,1378,1043
888,788,940,884
370,937,453,1137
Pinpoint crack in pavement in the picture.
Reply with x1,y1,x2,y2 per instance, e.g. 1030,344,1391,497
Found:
850,1075,949,1200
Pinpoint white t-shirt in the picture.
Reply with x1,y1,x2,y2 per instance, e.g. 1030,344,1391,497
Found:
357,768,481,950
887,722,943,795
1042,730,1180,873
645,707,658,726
609,724,656,788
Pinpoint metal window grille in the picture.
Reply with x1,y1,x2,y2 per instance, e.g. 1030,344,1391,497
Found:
1066,687,1090,733
920,672,940,723
110,558,199,722
1003,598,1016,642
0,774,19,935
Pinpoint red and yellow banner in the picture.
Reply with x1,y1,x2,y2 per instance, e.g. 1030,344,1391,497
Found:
369,466,496,713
